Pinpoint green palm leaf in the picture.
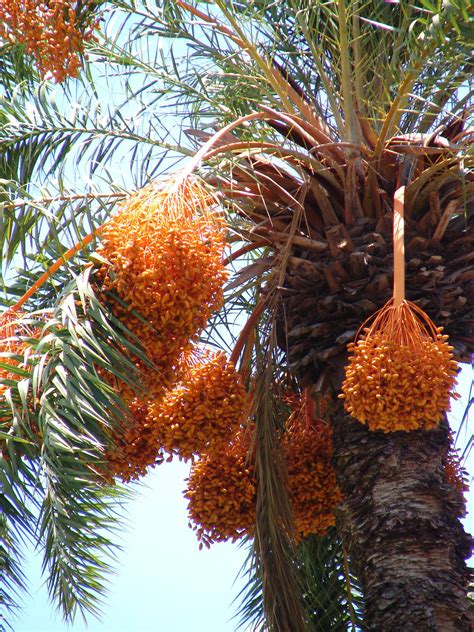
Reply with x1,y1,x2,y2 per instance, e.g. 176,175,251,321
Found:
0,259,157,623
0,0,471,627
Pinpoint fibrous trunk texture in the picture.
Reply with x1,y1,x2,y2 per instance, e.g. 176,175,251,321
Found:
331,406,472,631
275,215,473,390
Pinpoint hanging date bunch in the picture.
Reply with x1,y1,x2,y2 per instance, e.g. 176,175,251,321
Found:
103,397,166,484
340,299,459,432
95,177,228,392
146,348,248,461
340,186,459,432
0,0,100,82
283,392,343,539
185,430,256,549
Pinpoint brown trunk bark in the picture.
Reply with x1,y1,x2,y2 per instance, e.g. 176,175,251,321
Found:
330,404,472,632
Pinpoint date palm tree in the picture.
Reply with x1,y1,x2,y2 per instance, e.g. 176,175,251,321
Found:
0,1,472,630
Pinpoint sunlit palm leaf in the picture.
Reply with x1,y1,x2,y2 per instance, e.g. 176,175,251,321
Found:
235,530,365,631
0,258,158,622
0,44,37,85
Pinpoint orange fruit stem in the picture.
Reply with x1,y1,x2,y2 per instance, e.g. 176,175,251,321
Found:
9,226,104,314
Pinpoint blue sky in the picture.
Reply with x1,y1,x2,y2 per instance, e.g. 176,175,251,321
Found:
16,459,246,632
14,365,472,632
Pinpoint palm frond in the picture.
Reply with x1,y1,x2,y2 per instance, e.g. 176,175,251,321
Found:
0,0,471,627
0,188,123,276
0,82,167,184
235,530,366,631
252,359,306,631
299,530,364,631
0,467,34,627
152,0,472,143
32,267,161,620
0,260,158,621
0,43,39,97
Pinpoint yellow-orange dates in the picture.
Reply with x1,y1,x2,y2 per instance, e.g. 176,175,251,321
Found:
147,349,248,461
340,300,459,432
283,400,343,539
0,0,99,82
96,178,228,389
185,432,255,548
104,397,165,483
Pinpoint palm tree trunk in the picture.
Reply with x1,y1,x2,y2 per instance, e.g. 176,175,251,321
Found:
330,404,472,631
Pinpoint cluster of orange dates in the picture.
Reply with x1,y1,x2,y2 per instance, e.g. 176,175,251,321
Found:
96,179,227,385
185,395,343,548
0,0,99,82
341,300,459,432
91,177,343,543
94,178,234,481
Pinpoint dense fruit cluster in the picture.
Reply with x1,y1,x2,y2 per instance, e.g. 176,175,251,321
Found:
444,436,469,497
93,177,231,482
185,390,343,548
102,347,247,482
96,178,228,391
0,0,99,82
340,300,459,432
146,349,248,461
104,397,166,483
283,396,343,539
185,432,255,548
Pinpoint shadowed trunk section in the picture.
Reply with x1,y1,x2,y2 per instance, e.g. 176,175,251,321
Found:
330,405,472,632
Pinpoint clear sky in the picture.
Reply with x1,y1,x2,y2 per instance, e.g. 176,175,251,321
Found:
16,459,246,632
14,365,472,632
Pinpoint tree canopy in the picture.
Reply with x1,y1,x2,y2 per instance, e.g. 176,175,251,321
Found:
0,1,472,630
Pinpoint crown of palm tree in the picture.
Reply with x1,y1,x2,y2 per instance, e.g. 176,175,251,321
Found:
0,0,472,628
